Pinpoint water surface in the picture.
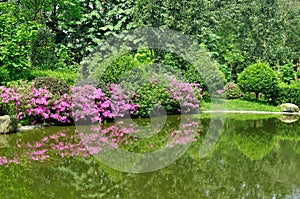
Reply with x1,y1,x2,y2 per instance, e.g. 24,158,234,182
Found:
0,114,299,198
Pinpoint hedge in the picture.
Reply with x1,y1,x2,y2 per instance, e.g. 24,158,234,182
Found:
275,81,300,106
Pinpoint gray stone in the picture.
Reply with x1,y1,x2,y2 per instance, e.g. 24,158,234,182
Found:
17,124,43,132
0,115,16,134
280,103,299,112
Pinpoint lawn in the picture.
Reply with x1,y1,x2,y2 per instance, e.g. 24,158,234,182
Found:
200,99,282,112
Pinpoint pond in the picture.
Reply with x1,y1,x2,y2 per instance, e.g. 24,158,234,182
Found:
0,114,299,198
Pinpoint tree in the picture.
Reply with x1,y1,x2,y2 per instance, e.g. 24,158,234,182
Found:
0,2,40,81
237,63,279,101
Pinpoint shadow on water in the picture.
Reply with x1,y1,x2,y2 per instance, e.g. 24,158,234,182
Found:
0,114,299,198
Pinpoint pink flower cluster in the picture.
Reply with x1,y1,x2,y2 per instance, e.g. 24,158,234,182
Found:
167,120,199,147
0,85,71,124
0,84,138,125
71,85,114,123
165,76,202,113
109,84,140,117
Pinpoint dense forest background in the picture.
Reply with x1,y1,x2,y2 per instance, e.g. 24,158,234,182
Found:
0,0,299,84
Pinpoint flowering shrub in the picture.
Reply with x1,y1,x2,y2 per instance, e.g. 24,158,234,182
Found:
109,84,140,117
0,77,202,125
166,76,202,113
224,82,243,99
0,85,71,124
71,85,113,123
0,84,138,125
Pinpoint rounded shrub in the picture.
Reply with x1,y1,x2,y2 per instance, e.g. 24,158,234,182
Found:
33,77,70,96
88,52,152,88
130,82,177,117
224,82,243,99
31,69,77,85
237,62,279,102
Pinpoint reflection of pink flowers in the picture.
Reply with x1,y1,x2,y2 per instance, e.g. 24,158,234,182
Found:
217,89,224,94
0,156,19,166
50,134,59,140
34,142,44,148
42,136,49,142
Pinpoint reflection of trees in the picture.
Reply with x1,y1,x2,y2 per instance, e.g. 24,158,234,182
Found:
28,157,129,198
228,118,277,160
292,141,300,154
0,164,33,198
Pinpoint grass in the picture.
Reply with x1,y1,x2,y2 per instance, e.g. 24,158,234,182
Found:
200,99,282,112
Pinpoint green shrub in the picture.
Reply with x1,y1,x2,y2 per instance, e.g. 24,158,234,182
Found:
224,82,243,99
131,82,177,117
275,81,300,106
279,63,295,84
33,77,70,96
89,52,153,87
31,70,77,85
237,62,279,102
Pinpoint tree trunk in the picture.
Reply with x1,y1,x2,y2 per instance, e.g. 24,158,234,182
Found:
255,93,259,102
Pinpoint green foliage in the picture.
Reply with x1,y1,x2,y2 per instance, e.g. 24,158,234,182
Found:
55,44,79,72
132,83,177,117
0,2,40,81
275,81,300,106
237,63,279,101
33,77,70,96
100,52,151,86
31,69,78,85
0,67,9,85
279,63,296,84
30,28,56,70
214,0,300,73
184,64,226,92
0,0,298,89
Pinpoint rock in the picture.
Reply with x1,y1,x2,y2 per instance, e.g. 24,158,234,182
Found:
0,115,16,134
279,115,299,123
280,103,299,112
17,124,43,132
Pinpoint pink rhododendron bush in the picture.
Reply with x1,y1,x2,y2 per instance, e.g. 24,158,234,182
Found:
0,84,137,125
0,78,203,126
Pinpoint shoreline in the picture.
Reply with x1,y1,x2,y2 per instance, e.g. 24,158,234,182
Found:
201,110,300,115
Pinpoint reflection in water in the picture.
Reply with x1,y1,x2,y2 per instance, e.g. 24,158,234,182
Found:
0,114,299,198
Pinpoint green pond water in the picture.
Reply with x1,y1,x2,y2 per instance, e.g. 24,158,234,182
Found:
0,114,300,199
